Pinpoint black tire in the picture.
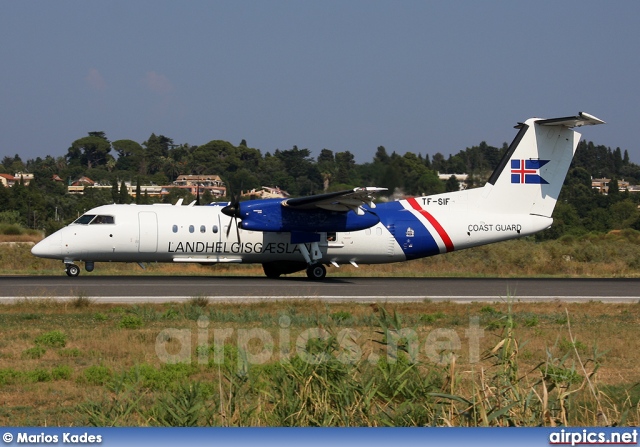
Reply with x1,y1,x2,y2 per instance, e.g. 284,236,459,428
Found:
262,263,282,279
306,263,327,280
66,264,80,277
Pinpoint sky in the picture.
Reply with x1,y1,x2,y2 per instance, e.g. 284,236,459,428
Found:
1,1,639,165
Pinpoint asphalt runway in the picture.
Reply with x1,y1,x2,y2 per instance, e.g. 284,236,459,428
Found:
1,276,639,303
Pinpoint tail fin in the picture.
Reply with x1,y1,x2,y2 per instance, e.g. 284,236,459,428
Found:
479,112,605,217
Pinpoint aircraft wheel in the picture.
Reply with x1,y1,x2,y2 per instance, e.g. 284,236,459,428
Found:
262,263,282,279
306,263,327,280
65,264,80,277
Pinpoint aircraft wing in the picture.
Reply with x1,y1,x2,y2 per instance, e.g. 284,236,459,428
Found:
282,187,387,215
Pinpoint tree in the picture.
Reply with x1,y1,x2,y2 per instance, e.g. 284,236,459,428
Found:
68,135,111,169
135,179,141,205
191,140,239,174
274,146,322,193
317,149,336,191
414,171,445,195
335,151,356,184
608,177,620,199
113,139,144,172
144,134,173,174
111,181,119,203
431,152,446,172
610,199,637,229
445,175,460,192
119,180,129,204
374,146,389,164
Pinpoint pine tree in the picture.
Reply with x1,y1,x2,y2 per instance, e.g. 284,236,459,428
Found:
111,181,119,203
119,180,129,204
135,179,141,205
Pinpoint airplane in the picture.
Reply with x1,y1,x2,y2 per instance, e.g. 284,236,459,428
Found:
32,112,604,279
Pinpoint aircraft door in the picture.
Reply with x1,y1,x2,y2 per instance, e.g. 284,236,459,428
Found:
138,212,158,253
388,219,441,259
388,220,416,254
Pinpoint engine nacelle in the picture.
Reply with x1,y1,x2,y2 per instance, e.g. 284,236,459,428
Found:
238,199,380,233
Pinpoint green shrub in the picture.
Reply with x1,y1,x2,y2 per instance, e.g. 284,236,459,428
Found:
22,346,46,359
118,315,143,329
0,211,21,225
0,368,20,385
419,312,446,323
35,330,67,348
330,311,352,323
161,308,180,320
27,368,52,383
52,365,72,380
0,224,22,235
83,365,112,386
58,348,82,358
523,315,539,327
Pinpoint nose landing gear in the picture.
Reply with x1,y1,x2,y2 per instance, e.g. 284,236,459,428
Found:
65,264,80,277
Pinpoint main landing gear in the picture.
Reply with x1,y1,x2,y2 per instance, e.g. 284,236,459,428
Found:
261,240,329,280
306,262,326,279
298,241,327,280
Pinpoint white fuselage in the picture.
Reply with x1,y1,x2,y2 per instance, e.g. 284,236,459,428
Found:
35,204,406,266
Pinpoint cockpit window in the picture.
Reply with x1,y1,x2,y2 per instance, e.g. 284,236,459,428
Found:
90,215,115,224
73,214,96,225
72,214,115,225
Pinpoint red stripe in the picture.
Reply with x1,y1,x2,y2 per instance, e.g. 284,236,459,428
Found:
407,198,454,252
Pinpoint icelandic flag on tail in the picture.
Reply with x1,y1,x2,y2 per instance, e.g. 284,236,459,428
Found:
510,159,549,184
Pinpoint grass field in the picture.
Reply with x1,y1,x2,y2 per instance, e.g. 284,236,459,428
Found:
1,232,639,426
0,298,638,426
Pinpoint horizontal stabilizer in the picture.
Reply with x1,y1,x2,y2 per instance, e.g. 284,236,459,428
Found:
536,112,605,128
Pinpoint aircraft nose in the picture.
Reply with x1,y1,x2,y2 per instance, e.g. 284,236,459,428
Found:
31,233,62,259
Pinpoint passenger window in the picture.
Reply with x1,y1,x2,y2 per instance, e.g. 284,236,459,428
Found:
200,225,206,233
376,227,382,235
327,232,337,241
189,225,194,233
365,228,371,235
212,225,218,234
172,225,178,233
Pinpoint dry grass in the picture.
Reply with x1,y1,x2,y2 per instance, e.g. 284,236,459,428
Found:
0,299,638,426
2,232,640,425
6,230,640,277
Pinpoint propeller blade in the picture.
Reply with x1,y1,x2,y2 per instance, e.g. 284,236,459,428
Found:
226,217,233,238
221,187,242,241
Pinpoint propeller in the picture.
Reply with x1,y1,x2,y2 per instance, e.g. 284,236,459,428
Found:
221,189,242,241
